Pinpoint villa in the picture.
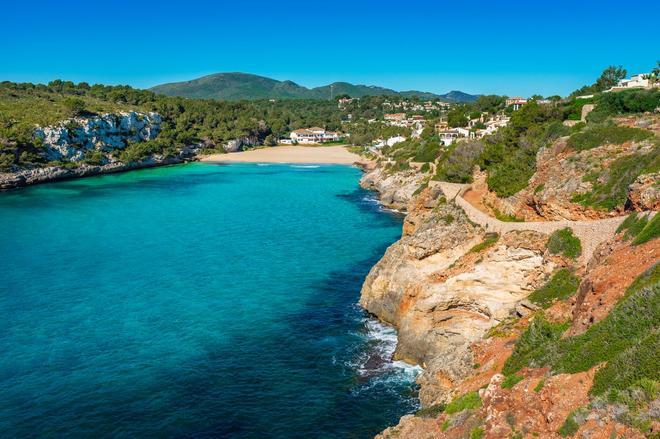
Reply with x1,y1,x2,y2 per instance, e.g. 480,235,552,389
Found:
290,127,341,144
505,97,528,111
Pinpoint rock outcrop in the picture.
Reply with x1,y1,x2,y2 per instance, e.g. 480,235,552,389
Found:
360,179,558,408
34,112,161,161
359,166,426,211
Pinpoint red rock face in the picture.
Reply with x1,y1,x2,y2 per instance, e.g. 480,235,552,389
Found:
569,237,660,336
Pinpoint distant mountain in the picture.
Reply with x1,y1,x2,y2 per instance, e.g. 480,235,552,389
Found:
149,73,479,103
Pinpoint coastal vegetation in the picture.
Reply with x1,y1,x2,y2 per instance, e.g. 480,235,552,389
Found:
547,228,582,259
528,268,581,308
504,264,659,398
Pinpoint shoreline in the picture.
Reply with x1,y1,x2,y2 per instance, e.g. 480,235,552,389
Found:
200,145,368,165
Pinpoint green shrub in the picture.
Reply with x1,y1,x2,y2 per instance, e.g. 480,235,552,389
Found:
632,214,660,246
528,269,581,308
558,409,583,437
470,233,500,253
501,374,524,389
572,146,659,211
504,265,659,397
534,183,545,194
547,228,582,259
587,89,660,122
503,315,568,375
493,208,523,222
470,427,484,439
567,124,652,151
533,378,545,392
445,391,482,414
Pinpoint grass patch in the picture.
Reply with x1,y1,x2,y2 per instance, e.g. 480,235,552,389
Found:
493,208,523,222
567,124,652,151
534,183,545,194
533,378,545,392
470,427,484,439
501,374,525,389
502,315,569,375
528,269,581,308
558,409,584,437
415,403,445,418
571,145,659,211
445,391,482,415
503,264,660,397
441,419,451,431
618,212,660,246
547,228,581,259
632,214,660,246
469,233,499,253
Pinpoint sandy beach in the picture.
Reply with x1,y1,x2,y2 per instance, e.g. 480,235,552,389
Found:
200,145,365,164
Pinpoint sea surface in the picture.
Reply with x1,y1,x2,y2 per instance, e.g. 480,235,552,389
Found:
0,163,419,438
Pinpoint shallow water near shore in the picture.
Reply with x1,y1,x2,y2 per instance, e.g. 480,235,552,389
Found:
0,163,418,438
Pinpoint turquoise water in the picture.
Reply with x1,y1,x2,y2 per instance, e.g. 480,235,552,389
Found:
0,163,418,438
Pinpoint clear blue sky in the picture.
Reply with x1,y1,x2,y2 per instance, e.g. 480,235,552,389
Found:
2,0,658,97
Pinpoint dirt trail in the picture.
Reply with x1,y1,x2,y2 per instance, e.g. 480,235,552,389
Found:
434,181,646,264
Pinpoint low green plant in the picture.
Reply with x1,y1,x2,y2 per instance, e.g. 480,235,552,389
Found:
558,409,582,437
528,269,581,308
503,264,659,397
493,208,523,222
567,124,652,151
534,183,545,194
441,419,451,431
547,228,582,259
571,146,659,211
632,214,660,246
533,378,545,392
470,427,484,439
501,374,524,389
502,315,568,375
445,391,482,414
469,233,499,253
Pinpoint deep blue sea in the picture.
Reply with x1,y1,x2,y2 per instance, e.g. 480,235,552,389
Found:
0,163,419,438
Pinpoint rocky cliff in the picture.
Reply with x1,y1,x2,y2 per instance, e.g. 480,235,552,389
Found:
33,112,162,162
359,163,658,438
0,111,202,190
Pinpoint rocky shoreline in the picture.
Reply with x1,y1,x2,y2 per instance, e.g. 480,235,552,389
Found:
356,157,659,438
0,154,198,190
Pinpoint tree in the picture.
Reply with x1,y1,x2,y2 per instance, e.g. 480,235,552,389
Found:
594,65,627,91
447,106,469,127
62,97,86,117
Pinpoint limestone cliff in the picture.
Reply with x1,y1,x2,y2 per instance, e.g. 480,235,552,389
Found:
360,161,658,438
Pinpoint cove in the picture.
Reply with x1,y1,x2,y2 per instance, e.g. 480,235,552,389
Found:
0,163,418,438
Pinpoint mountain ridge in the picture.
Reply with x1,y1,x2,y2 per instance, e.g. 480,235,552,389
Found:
149,72,479,102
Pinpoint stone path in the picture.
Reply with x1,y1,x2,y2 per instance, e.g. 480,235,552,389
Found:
434,181,650,264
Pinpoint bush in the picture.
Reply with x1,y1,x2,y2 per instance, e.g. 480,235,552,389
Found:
503,315,568,375
632,214,660,246
587,89,660,122
434,140,484,183
470,233,499,253
445,391,482,414
501,374,524,389
547,228,582,259
504,264,659,397
572,146,659,210
567,124,652,151
558,409,584,437
493,208,523,222
528,269,581,308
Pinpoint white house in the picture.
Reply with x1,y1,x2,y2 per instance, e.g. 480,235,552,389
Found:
616,74,649,89
373,135,406,149
290,127,341,144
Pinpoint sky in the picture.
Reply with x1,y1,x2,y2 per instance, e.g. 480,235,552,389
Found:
2,0,659,97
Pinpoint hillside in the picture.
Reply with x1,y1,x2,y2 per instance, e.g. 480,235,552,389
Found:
149,72,479,102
